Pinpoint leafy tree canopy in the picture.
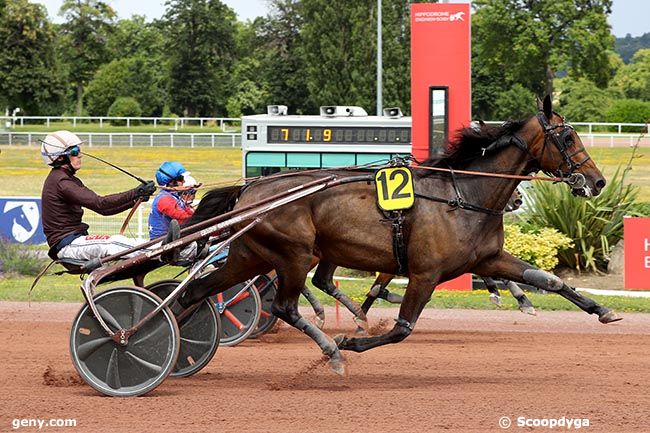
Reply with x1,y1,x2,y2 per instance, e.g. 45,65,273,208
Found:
0,0,65,114
610,48,650,101
163,0,237,116
472,0,614,101
59,0,116,114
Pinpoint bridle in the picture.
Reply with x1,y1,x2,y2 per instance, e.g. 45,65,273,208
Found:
536,111,592,179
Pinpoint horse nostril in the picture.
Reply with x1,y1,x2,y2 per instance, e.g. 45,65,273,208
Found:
596,179,606,190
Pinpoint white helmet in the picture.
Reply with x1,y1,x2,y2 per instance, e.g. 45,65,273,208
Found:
182,172,201,189
40,130,83,166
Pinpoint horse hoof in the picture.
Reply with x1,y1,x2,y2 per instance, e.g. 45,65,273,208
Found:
328,357,348,376
599,310,623,324
354,326,369,336
489,294,502,306
353,317,369,333
520,306,537,316
333,334,347,348
314,316,325,330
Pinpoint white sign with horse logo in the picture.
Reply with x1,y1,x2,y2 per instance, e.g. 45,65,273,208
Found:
0,197,46,244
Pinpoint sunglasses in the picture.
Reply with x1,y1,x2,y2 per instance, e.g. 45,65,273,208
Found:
65,146,81,157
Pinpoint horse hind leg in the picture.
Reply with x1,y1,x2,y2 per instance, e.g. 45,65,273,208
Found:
273,256,348,375
312,262,369,334
521,269,621,323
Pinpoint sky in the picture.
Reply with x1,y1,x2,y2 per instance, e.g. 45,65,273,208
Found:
33,0,649,38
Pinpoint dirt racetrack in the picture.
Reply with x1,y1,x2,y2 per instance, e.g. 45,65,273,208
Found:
0,301,648,433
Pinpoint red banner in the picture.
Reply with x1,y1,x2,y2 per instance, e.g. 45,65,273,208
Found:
410,3,471,290
624,217,650,289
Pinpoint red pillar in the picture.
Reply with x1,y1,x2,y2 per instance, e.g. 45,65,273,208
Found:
411,3,472,290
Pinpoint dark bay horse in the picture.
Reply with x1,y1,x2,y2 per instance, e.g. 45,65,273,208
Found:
306,189,534,333
181,96,618,374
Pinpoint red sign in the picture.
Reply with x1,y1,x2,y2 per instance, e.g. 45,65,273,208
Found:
410,2,471,162
624,217,650,289
410,3,471,290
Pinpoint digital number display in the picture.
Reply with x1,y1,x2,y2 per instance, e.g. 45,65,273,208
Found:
267,126,411,144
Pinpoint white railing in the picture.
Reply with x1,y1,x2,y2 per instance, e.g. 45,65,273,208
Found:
0,115,241,131
0,131,241,148
2,130,646,148
485,120,649,134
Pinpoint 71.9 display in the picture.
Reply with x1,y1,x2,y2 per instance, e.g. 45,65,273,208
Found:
267,126,411,145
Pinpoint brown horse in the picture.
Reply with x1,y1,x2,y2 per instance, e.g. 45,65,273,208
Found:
181,96,617,374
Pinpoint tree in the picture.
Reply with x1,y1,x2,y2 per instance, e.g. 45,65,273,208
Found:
493,84,536,120
0,0,65,114
299,0,377,111
606,99,650,124
59,0,116,115
555,77,613,122
107,16,165,61
472,0,614,109
163,0,237,116
256,1,311,113
84,56,167,116
610,49,650,101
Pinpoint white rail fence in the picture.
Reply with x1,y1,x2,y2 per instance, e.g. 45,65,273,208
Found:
1,115,241,130
0,132,241,148
1,130,646,148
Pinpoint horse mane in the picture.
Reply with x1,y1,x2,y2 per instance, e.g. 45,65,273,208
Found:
183,185,243,227
420,119,528,169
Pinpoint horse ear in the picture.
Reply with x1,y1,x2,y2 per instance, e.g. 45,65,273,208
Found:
543,94,553,119
536,96,543,111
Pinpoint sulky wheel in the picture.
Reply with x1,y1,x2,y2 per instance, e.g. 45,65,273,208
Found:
145,280,221,378
249,274,279,339
69,286,180,397
212,278,262,347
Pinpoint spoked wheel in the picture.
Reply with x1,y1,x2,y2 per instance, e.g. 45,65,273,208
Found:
249,274,279,339
69,286,179,397
212,279,262,347
146,279,221,378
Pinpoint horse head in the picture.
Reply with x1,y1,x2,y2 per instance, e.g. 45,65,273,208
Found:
525,95,605,197
7,206,33,233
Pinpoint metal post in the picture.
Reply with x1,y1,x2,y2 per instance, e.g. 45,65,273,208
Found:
88,133,92,147
150,134,154,147
127,118,130,128
232,135,235,147
46,118,50,128
100,118,103,128
191,134,195,148
211,134,215,147
73,117,76,128
376,0,382,116
129,134,133,147
171,134,174,148
109,134,112,147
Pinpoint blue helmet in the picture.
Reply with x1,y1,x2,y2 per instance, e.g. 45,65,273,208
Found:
156,161,186,186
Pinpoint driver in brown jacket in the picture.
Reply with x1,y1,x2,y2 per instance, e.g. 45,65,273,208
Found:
40,130,158,261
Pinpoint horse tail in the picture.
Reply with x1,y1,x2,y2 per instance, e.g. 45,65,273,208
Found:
184,185,243,228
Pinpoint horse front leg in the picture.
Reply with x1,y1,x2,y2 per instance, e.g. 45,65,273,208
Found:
336,272,437,353
300,285,325,329
504,280,536,316
482,276,502,306
474,252,621,323
361,273,403,314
